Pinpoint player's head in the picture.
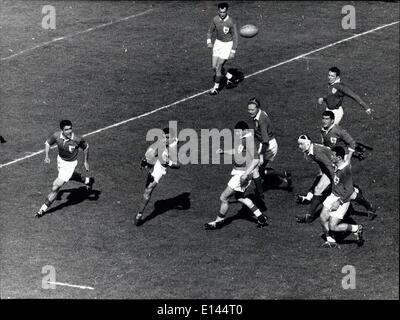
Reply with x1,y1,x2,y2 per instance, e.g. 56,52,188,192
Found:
331,145,346,164
247,97,260,118
218,3,229,19
60,120,73,138
162,127,177,146
322,110,335,128
234,120,249,137
328,66,341,84
297,134,311,152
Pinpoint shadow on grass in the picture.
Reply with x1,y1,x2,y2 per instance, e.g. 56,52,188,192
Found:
42,187,101,216
218,68,245,91
140,192,191,225
221,193,268,228
262,168,292,192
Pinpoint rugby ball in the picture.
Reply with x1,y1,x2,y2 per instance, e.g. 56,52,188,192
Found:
239,24,258,38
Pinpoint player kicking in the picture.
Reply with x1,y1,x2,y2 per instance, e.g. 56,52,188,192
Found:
207,2,239,95
317,66,373,125
320,146,364,248
36,120,94,217
135,128,180,226
247,97,292,199
204,121,268,230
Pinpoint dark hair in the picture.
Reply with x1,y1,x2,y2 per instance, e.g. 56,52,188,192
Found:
322,110,335,120
218,2,229,10
332,146,346,159
248,97,260,108
60,120,72,130
329,66,341,76
234,121,249,130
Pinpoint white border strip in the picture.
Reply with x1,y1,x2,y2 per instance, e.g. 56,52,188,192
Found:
0,8,154,61
0,21,398,169
45,281,94,290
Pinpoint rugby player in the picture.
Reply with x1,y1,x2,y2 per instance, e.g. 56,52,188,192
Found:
135,128,180,226
207,2,239,95
319,146,364,248
317,66,372,124
204,121,268,229
36,120,94,217
247,97,292,199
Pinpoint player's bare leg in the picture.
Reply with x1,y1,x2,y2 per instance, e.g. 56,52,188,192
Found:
329,217,364,245
36,178,66,217
319,208,338,248
238,197,268,227
204,186,233,229
351,186,377,220
70,171,95,190
210,57,225,95
252,167,264,199
135,175,157,226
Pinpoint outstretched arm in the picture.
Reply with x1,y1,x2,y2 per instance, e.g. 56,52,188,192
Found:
335,83,372,115
83,144,89,171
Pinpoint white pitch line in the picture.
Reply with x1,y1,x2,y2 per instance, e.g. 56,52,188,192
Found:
0,20,398,169
46,281,94,290
0,8,154,62
245,20,399,79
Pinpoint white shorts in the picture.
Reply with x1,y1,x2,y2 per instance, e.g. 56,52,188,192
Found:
57,155,78,182
213,39,233,60
323,193,350,220
258,138,278,162
326,106,343,125
228,169,252,192
151,160,167,183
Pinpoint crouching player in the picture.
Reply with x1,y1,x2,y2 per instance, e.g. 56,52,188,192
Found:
204,121,268,230
319,146,364,248
135,128,180,226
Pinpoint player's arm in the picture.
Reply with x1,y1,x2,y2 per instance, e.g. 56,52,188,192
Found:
79,139,89,171
241,138,260,182
319,153,336,181
335,83,372,114
318,96,327,105
44,134,56,163
230,21,238,58
259,117,271,154
207,20,216,48
339,128,356,163
216,148,235,155
162,154,180,169
44,141,51,163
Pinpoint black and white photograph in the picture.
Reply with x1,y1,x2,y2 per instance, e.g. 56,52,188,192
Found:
0,0,398,310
